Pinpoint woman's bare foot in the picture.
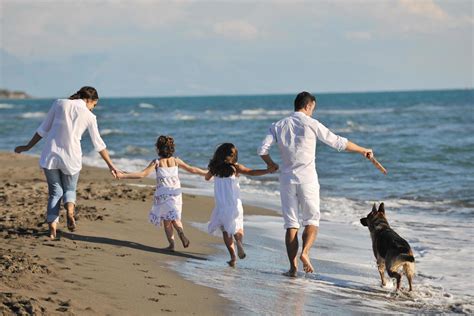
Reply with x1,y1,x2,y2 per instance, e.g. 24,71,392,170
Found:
236,241,246,259
227,258,236,267
300,253,314,273
283,268,298,277
48,222,57,240
66,210,76,232
177,230,190,248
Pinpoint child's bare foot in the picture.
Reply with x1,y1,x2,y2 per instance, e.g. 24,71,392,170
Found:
227,259,236,267
282,268,298,278
300,253,314,273
164,240,175,252
164,244,175,252
66,210,76,232
236,241,246,259
177,230,190,248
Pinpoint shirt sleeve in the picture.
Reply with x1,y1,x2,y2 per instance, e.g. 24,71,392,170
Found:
88,116,107,152
312,119,348,151
36,100,58,137
257,123,276,155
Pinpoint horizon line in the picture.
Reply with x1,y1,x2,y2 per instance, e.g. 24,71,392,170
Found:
1,86,473,100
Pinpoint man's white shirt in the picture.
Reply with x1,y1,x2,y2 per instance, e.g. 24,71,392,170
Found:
258,111,347,185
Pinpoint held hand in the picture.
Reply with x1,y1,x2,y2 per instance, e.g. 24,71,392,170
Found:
267,163,279,173
109,166,119,179
363,149,373,160
14,145,29,154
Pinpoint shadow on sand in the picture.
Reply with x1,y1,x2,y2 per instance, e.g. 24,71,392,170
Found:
60,231,208,261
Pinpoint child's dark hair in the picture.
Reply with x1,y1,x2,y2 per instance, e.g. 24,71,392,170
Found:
155,135,175,158
208,143,238,177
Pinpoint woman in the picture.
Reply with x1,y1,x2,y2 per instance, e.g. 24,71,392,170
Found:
14,86,118,239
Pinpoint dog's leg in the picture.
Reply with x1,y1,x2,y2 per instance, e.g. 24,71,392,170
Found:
377,258,386,287
387,269,402,291
403,262,415,291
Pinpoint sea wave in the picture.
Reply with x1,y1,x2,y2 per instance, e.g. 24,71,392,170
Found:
101,129,125,136
0,103,14,109
18,112,46,119
174,113,196,121
138,103,155,109
318,108,395,115
124,145,150,155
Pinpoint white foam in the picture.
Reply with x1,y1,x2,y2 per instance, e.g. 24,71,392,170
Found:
18,112,46,119
0,103,14,109
138,103,155,109
100,128,125,136
174,113,196,121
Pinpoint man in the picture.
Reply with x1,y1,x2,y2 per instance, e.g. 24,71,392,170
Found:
258,91,374,277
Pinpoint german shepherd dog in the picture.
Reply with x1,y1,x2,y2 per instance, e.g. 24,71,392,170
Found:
360,203,415,291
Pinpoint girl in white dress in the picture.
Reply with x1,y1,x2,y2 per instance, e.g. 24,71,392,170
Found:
205,143,275,267
118,136,207,251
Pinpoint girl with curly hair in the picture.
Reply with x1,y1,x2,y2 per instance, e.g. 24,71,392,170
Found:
117,135,207,251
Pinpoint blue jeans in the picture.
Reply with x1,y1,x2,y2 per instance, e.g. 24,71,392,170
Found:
43,169,80,223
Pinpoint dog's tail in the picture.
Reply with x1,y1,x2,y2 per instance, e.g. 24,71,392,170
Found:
399,254,415,263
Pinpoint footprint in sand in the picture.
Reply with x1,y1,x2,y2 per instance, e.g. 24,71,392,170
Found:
148,298,159,302
155,284,170,288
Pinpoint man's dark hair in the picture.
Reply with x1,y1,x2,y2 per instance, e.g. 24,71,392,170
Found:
294,91,316,111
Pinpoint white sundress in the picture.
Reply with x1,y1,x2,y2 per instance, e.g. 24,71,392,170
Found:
208,175,244,236
149,159,183,228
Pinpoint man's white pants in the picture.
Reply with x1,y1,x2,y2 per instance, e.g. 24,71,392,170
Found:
280,182,320,229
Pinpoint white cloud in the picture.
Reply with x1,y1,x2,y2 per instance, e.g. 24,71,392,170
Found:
213,20,259,40
398,0,448,20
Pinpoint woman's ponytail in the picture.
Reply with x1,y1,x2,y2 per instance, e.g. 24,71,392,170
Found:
69,86,99,100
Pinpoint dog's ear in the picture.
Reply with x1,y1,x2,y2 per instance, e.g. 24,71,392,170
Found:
360,218,368,226
378,202,385,213
372,203,377,212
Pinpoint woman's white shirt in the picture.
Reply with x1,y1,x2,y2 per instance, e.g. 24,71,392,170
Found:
37,99,106,175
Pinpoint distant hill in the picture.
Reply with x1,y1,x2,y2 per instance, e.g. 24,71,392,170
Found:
0,89,31,99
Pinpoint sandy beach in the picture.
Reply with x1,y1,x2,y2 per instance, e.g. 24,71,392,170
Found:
0,152,276,315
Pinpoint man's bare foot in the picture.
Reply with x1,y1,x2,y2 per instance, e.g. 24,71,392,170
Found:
227,259,236,267
283,269,298,277
236,241,246,259
300,253,314,273
178,231,190,248
66,210,76,232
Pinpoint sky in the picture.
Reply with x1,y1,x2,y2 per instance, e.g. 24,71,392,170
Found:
0,0,473,97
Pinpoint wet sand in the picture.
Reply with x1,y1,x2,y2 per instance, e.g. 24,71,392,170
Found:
0,152,276,315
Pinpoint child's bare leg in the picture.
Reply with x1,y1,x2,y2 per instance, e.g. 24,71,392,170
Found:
223,231,236,267
234,230,246,259
163,220,175,251
172,220,189,248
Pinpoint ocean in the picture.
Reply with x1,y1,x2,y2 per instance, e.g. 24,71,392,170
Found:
1,89,473,313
